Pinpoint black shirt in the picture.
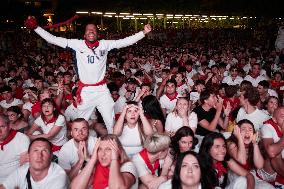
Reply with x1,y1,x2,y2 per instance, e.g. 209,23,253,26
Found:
193,105,222,136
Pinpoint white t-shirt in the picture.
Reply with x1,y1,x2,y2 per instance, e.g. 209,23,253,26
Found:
109,161,138,189
2,163,69,189
261,123,284,158
118,124,143,157
58,136,97,170
236,107,270,131
132,153,164,177
0,132,30,184
159,94,180,114
222,76,243,86
243,75,267,87
0,98,23,109
34,115,67,146
165,112,197,132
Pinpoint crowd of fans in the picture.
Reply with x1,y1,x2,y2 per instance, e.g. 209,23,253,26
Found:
0,22,284,189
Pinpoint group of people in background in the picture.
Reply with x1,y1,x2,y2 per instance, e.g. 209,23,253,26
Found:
0,16,284,189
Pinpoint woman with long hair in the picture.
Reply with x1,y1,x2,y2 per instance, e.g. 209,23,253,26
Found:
27,98,67,155
71,134,138,189
142,95,165,133
7,106,28,133
159,151,205,189
165,97,197,136
262,96,279,117
161,126,198,179
227,119,275,188
199,132,255,189
113,101,153,157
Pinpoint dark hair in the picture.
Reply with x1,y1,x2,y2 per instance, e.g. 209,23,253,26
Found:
172,151,207,189
243,87,260,106
227,119,255,170
185,60,193,66
199,132,229,188
166,78,177,87
107,82,119,93
258,80,270,89
28,138,52,153
0,85,12,93
199,89,213,104
140,83,151,90
72,118,89,126
170,126,198,158
7,106,24,119
240,80,253,92
225,85,238,98
134,70,144,77
142,95,165,130
40,98,59,120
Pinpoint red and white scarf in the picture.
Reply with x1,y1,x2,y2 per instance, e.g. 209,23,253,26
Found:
0,129,17,150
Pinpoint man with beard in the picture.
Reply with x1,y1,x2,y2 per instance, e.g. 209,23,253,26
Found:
58,118,97,180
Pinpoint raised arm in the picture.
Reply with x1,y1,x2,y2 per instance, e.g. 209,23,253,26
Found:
113,105,128,136
106,24,152,50
25,16,68,49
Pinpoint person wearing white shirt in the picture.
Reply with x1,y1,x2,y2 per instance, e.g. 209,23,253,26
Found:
0,86,23,111
237,87,269,131
222,66,243,86
113,102,153,157
58,118,97,181
160,79,181,115
165,97,197,135
244,63,267,87
0,115,30,184
261,107,284,187
26,98,68,156
25,16,152,134
132,133,170,189
0,138,68,189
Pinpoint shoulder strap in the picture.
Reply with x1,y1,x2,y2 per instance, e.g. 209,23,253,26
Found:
26,169,32,189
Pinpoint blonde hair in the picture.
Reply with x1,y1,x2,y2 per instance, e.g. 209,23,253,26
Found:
100,134,130,164
144,133,171,154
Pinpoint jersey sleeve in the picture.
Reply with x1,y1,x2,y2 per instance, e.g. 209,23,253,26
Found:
103,31,145,51
34,27,68,49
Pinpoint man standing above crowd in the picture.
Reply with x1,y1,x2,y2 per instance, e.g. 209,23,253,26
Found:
24,16,152,134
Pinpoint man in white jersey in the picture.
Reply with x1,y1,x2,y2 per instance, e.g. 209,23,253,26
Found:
0,138,68,189
25,16,152,134
58,118,97,181
0,115,30,184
